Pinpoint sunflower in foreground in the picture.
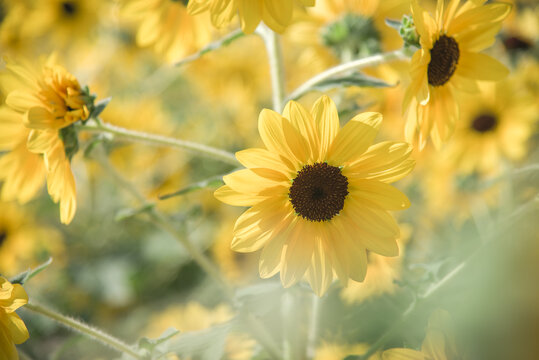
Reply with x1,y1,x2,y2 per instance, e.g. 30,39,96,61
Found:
215,95,414,296
188,0,316,34
404,0,511,150
0,57,90,224
0,276,29,360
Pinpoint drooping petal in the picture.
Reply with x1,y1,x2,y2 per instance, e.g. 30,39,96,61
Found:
3,313,29,344
238,0,262,34
281,220,315,287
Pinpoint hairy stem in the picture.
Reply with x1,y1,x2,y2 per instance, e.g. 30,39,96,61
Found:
287,49,407,101
24,302,141,359
79,120,240,167
259,25,286,112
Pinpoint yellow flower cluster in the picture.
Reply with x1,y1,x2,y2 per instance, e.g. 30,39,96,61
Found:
0,277,29,360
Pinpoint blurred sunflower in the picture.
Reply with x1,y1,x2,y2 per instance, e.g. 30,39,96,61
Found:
0,56,90,224
404,0,511,150
500,1,538,58
340,225,411,304
144,302,255,359
290,0,410,63
444,73,538,175
19,0,107,49
0,276,29,360
122,0,214,63
212,214,260,286
383,309,459,360
0,203,64,275
215,95,414,296
187,0,316,34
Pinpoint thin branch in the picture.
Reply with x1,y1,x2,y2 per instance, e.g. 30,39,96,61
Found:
24,302,142,359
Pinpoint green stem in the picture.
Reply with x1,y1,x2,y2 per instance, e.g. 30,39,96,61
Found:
24,302,142,359
259,25,286,112
79,120,240,167
287,49,407,101
306,293,321,359
174,29,244,67
95,152,283,358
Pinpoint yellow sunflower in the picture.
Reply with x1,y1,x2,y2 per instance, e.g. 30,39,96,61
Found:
403,0,511,150
383,309,459,360
122,0,214,63
0,202,64,275
0,57,90,224
214,95,414,296
187,0,316,34
444,72,538,175
0,276,29,360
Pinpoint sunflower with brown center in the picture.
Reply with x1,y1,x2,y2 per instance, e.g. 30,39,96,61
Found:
403,0,511,150
215,95,414,296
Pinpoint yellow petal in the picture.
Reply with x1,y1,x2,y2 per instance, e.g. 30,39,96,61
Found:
327,112,382,165
4,313,29,344
305,238,334,296
262,0,293,29
281,220,314,287
0,325,18,360
311,95,339,161
232,198,290,252
223,168,288,195
238,0,262,34
454,22,503,52
214,185,265,206
347,141,414,183
455,52,509,81
258,109,297,166
5,90,41,112
448,3,511,36
283,101,319,163
347,245,368,282
351,180,410,210
259,218,293,278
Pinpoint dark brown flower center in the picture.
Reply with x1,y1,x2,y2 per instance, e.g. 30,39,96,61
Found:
503,35,532,51
428,35,460,86
471,113,498,133
289,162,349,222
0,229,7,247
61,1,77,16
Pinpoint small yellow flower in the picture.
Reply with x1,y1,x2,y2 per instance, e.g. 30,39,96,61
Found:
0,57,89,224
404,0,511,150
215,95,414,296
0,276,29,360
188,0,316,34
383,309,459,360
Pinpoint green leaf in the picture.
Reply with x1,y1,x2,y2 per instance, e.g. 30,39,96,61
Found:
158,177,224,200
10,258,53,285
89,97,112,119
137,327,180,359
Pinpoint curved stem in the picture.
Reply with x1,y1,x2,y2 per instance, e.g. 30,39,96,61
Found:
79,120,240,167
259,25,286,112
287,49,407,101
24,302,142,359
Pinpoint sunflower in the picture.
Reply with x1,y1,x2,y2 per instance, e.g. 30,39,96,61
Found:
122,0,214,63
403,0,511,150
383,309,459,360
0,202,64,275
0,276,29,360
444,72,538,175
187,0,316,34
214,95,414,296
0,57,90,224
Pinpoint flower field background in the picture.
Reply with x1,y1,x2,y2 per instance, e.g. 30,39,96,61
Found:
0,0,537,359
